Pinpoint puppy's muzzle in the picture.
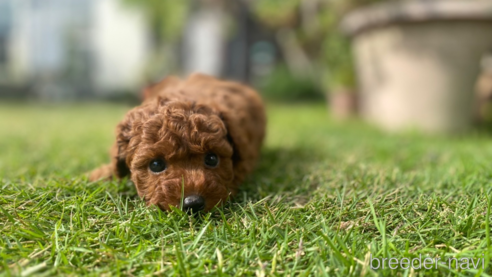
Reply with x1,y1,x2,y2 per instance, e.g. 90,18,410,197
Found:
183,195,205,213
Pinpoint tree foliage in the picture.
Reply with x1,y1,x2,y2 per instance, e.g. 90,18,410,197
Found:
122,0,190,43
251,0,391,90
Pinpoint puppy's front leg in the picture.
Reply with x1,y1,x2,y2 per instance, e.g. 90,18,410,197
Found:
88,143,120,181
88,163,114,181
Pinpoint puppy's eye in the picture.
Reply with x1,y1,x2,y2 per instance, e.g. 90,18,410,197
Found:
204,153,219,168
149,159,167,173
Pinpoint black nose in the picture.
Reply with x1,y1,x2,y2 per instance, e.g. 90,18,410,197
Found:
183,195,205,213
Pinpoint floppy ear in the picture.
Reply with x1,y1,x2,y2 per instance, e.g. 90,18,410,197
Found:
88,110,140,181
112,107,145,178
112,123,131,178
221,113,241,165
216,84,266,186
88,114,136,180
219,110,253,185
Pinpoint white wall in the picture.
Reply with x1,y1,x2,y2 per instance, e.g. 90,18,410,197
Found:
183,5,226,76
91,0,150,93
6,0,91,84
2,0,152,96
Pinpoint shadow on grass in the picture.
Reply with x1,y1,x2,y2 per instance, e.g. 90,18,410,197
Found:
475,122,492,136
236,145,323,206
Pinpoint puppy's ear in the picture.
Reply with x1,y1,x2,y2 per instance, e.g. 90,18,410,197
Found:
220,112,242,164
225,128,241,164
112,107,144,178
113,120,132,178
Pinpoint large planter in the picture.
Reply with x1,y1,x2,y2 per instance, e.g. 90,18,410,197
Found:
342,0,492,133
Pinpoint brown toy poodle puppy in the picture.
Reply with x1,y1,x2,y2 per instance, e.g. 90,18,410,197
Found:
89,73,266,213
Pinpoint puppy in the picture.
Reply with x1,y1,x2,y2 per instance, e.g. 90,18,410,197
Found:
89,74,266,213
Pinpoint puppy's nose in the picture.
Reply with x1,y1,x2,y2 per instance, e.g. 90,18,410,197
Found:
183,195,205,213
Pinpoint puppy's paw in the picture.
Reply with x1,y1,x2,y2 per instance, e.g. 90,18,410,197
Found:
88,164,114,181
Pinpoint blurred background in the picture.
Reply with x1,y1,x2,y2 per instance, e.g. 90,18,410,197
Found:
0,0,326,102
1,0,492,133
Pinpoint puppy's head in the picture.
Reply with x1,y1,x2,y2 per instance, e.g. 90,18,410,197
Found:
116,98,235,213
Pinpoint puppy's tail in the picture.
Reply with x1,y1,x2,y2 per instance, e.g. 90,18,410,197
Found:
88,164,114,181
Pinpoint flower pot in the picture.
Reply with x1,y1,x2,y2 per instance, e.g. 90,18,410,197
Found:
342,0,492,133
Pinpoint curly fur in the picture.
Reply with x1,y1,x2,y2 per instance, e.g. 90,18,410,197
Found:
89,74,266,212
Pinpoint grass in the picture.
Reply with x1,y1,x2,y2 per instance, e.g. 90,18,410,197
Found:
1,102,492,276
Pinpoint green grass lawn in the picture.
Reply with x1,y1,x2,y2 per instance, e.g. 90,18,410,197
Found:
2,102,492,276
